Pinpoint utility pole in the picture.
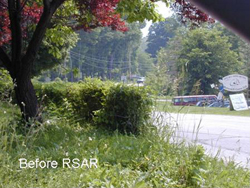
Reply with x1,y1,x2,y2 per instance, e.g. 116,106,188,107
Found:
69,53,73,82
128,48,131,79
109,54,114,80
78,41,82,81
248,71,250,105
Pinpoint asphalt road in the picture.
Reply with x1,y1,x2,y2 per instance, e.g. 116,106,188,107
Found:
153,112,250,168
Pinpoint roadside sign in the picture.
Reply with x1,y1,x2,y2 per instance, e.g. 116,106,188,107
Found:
217,91,223,100
229,93,249,111
222,74,248,92
210,83,215,88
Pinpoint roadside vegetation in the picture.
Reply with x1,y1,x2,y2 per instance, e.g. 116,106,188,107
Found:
1,3,249,186
155,100,250,117
1,80,250,188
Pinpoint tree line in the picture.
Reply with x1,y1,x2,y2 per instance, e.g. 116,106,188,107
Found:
145,19,250,96
37,15,249,98
1,0,248,122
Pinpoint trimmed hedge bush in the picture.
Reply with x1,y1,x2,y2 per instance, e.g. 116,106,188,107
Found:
34,78,108,121
94,85,153,135
1,72,153,134
34,81,69,105
34,79,153,134
66,79,109,120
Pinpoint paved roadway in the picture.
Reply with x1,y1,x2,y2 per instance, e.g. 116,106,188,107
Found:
153,112,250,168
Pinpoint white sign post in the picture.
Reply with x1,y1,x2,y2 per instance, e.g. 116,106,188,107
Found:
229,93,249,111
222,74,248,92
221,74,249,110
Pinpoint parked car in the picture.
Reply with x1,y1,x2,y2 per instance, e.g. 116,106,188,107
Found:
172,95,217,106
208,100,230,108
137,77,145,84
196,99,216,107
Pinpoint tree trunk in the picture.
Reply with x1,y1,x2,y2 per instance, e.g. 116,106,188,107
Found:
13,75,39,122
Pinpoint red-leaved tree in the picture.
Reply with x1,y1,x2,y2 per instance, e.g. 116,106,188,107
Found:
0,0,130,122
173,0,214,26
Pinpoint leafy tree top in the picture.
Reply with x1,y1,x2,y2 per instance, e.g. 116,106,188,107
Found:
0,0,129,46
0,0,212,47
173,0,214,26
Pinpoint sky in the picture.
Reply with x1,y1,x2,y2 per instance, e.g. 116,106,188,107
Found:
141,2,173,37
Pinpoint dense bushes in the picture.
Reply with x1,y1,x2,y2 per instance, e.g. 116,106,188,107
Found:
0,69,13,101
34,79,105,120
34,81,69,105
34,79,152,134
94,85,152,134
1,76,152,134
66,79,109,120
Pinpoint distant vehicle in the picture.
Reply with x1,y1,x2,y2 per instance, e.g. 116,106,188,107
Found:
172,95,217,106
208,101,230,108
196,100,213,107
137,77,145,84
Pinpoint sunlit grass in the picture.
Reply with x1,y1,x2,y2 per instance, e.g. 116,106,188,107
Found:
0,101,249,187
0,101,20,119
155,101,250,117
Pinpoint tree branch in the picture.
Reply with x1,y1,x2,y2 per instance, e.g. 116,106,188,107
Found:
8,0,23,63
0,0,8,8
50,0,65,13
22,0,65,68
189,0,250,42
20,0,29,11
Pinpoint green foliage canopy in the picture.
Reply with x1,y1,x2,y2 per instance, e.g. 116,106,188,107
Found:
146,17,181,58
171,28,240,95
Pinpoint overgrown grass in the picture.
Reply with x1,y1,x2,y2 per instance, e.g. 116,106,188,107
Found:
0,102,249,187
0,101,19,119
155,101,250,117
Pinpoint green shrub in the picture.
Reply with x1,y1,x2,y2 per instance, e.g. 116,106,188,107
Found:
54,77,63,82
34,78,112,121
94,85,153,135
34,82,68,106
35,80,153,133
0,69,13,101
67,78,109,120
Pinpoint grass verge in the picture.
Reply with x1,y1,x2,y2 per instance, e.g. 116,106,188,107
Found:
155,101,250,117
0,102,249,188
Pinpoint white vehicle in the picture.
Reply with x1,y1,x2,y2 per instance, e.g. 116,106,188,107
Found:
137,77,145,83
